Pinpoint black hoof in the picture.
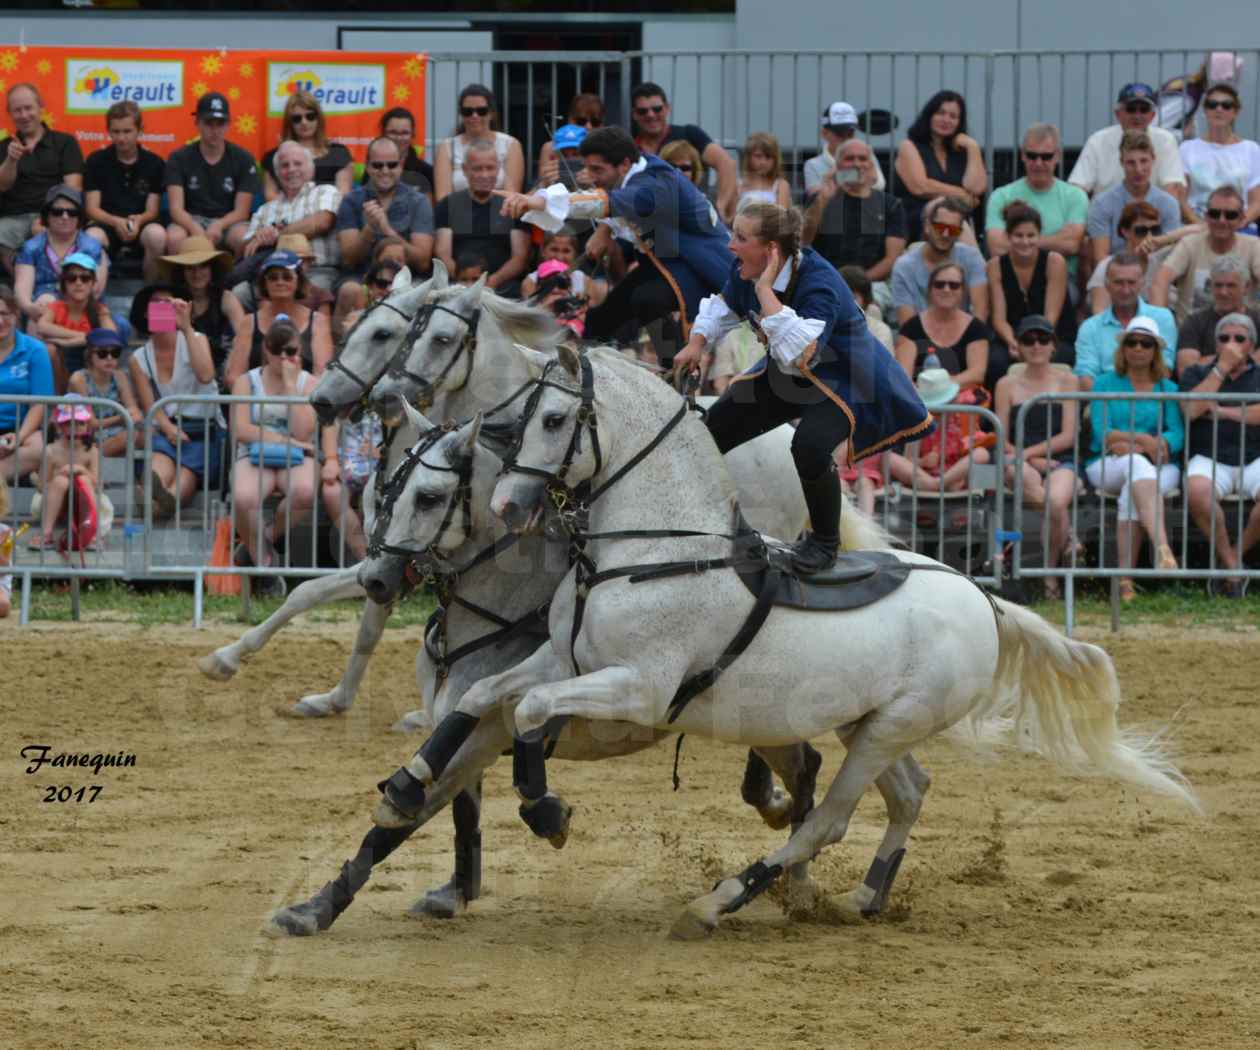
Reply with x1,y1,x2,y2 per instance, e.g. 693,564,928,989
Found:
519,794,572,847
410,879,466,920
378,766,427,820
269,896,333,936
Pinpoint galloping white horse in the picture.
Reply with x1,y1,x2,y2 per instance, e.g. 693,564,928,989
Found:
385,344,1198,938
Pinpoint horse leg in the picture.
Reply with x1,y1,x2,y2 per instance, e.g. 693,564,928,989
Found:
755,743,824,902
291,596,391,718
741,750,791,831
411,779,483,919
197,567,363,682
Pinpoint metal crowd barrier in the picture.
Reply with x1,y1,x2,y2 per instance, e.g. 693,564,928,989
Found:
1013,390,1260,634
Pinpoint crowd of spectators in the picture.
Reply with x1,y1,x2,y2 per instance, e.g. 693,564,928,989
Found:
2,71,1260,595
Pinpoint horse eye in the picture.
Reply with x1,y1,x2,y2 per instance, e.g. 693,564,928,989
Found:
543,412,567,431
433,333,452,346
371,328,392,342
415,491,444,510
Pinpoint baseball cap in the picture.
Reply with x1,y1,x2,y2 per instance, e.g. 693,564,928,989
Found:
259,250,302,273
53,397,94,426
822,101,859,129
194,92,230,121
63,251,99,273
553,124,587,152
537,259,570,280
1117,83,1156,105
86,328,125,349
1015,314,1054,339
44,183,84,210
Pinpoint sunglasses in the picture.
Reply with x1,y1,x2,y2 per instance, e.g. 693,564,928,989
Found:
1023,150,1056,162
634,104,666,116
572,116,602,127
1207,208,1241,221
368,160,400,170
931,279,963,290
370,277,394,290
1018,332,1054,346
1123,101,1154,114
460,105,490,117
931,222,963,238
291,111,319,124
62,271,93,285
48,207,80,219
1204,99,1237,111
264,268,297,279
268,344,301,357
1217,332,1251,344
1123,337,1158,350
201,118,228,127
1128,223,1161,238
672,163,694,173
94,346,123,359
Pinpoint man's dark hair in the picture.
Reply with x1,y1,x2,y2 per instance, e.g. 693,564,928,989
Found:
631,82,668,106
455,250,489,272
580,126,640,167
838,265,872,303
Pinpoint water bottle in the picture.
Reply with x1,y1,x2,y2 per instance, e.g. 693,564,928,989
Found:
123,522,144,574
923,349,942,371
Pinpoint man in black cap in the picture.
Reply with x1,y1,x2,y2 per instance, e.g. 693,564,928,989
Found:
164,92,258,256
1068,83,1186,201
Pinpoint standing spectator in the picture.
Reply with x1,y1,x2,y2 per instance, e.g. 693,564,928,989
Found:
1075,253,1177,389
1149,186,1260,322
1175,256,1260,375
164,93,258,255
0,285,53,482
895,260,989,387
334,137,434,335
804,100,887,200
433,84,524,201
1178,82,1260,225
987,203,1073,363
320,406,382,565
894,90,988,244
1087,131,1181,260
82,100,166,281
1085,315,1183,601
14,186,107,322
434,139,531,295
376,107,435,197
35,253,116,392
536,124,589,191
984,123,1088,278
67,328,141,458
159,236,246,377
1180,312,1260,597
261,91,353,201
733,132,791,218
536,94,604,188
224,252,332,387
890,196,987,325
629,81,737,222
804,139,906,291
243,142,341,291
1086,201,1178,316
660,139,705,188
0,83,84,274
1069,83,1186,200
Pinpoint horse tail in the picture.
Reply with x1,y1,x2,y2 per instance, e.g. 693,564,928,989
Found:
972,597,1200,813
837,489,895,551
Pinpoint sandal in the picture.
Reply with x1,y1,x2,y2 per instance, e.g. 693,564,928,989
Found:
1118,579,1137,603
1043,577,1062,600
1156,545,1177,572
27,532,58,551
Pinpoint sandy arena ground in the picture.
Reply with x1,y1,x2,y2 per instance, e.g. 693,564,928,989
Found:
1,617,1258,1049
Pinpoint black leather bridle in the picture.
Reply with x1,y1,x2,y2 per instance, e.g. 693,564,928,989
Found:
385,301,482,400
324,296,420,407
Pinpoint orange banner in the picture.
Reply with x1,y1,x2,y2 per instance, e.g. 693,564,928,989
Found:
0,46,427,163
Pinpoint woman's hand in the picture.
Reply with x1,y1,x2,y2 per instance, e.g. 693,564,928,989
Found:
757,242,783,290
0,433,16,459
1006,339,1022,362
321,457,341,485
172,297,194,333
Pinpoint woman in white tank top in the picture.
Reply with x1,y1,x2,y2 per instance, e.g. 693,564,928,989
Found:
434,83,525,199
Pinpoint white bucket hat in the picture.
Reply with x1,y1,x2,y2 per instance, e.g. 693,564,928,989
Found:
915,367,961,409
1115,314,1167,349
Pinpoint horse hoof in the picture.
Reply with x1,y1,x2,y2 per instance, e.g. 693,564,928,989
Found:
197,652,238,681
372,797,415,829
519,795,572,848
266,903,320,937
669,907,717,941
757,787,793,831
409,885,465,920
391,709,432,734
286,694,344,718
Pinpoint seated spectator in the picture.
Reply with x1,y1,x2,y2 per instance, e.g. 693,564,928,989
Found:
376,107,436,198
1087,131,1181,260
890,367,992,492
1075,253,1178,390
164,93,258,255
128,287,224,517
67,328,141,458
453,251,488,286
159,236,246,377
537,94,603,187
34,252,116,392
1069,83,1186,201
320,406,382,565
225,252,332,388
521,227,605,304
804,100,887,201
0,285,53,482
890,196,987,325
230,317,318,597
243,141,341,291
994,315,1081,597
895,260,989,388
82,100,166,281
340,257,403,331
278,233,334,320
1086,201,1177,316
434,84,524,200
536,124,589,191
988,204,1073,364
630,81,737,220
261,91,353,201
733,132,791,219
1150,186,1260,322
660,139,706,189
1180,312,1260,596
984,123,1087,279
1178,82,1260,225
528,259,588,337
434,139,531,295
803,139,906,293
0,473,12,617
1175,256,1260,375
838,264,893,351
14,185,106,323
0,83,84,275
1084,315,1183,601
334,136,434,334
28,398,99,552
894,90,987,244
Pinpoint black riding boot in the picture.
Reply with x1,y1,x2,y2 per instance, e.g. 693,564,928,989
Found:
791,469,841,575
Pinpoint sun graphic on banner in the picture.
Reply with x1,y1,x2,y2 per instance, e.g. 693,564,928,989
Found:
42,111,56,128
236,114,257,136
393,85,410,102
403,58,423,79
239,62,254,79
227,87,240,101
0,80,7,94
0,50,18,73
36,59,52,76
192,81,209,98
200,55,223,75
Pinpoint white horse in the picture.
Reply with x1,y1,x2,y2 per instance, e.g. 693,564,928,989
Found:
389,344,1199,938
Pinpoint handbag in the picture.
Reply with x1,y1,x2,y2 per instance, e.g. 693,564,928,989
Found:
246,442,306,469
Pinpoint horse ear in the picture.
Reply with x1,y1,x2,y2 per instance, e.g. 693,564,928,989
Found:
430,257,449,291
450,412,484,466
558,343,581,377
391,266,412,292
464,272,488,298
512,342,554,375
400,396,434,433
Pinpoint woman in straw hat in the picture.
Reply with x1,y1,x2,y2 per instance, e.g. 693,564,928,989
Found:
160,235,246,378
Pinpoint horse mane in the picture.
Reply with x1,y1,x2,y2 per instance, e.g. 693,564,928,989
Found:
426,284,565,353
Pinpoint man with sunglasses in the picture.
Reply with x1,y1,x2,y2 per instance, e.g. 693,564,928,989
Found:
1069,83,1186,201
1074,252,1177,390
890,196,987,326
629,82,737,223
1087,131,1182,264
1173,256,1260,376
164,93,259,257
0,83,84,276
1150,185,1260,323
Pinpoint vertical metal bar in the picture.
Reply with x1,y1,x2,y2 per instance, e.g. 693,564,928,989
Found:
792,53,800,199
620,55,632,128
984,53,995,191
70,576,80,622
194,570,204,629
526,63,535,179
19,572,31,626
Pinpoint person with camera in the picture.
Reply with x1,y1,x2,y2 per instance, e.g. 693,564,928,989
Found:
528,258,588,337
